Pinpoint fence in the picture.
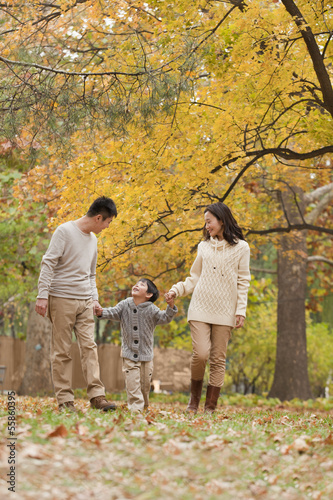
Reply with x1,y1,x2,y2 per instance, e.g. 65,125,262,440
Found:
0,336,191,394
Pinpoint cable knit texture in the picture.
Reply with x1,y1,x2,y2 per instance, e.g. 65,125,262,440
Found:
100,298,177,362
170,238,251,327
37,221,98,300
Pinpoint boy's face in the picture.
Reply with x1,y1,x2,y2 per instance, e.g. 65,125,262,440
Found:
131,281,152,302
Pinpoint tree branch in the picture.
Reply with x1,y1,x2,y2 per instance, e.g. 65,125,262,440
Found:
304,182,333,205
306,189,333,224
210,146,333,203
250,267,277,274
0,55,147,77
251,256,333,272
190,4,239,56
246,223,333,236
307,256,333,266
281,0,333,116
246,145,333,161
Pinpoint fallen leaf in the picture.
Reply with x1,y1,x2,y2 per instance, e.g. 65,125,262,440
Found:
130,430,146,438
292,437,309,453
270,433,284,442
47,424,68,438
20,444,46,459
74,424,89,435
249,480,268,496
206,479,233,494
205,434,221,443
324,433,333,445
280,444,291,455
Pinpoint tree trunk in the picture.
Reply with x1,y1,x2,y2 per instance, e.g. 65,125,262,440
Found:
18,303,53,396
268,187,313,400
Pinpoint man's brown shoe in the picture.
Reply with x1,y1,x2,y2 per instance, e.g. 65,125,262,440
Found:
58,401,77,413
90,395,116,412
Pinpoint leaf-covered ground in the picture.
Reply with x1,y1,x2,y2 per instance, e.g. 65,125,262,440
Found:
0,393,333,499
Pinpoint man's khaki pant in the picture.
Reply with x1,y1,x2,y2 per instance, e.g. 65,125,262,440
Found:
48,296,105,404
189,321,232,387
122,358,154,412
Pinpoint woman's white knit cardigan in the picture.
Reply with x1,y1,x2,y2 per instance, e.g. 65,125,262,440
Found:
170,237,251,327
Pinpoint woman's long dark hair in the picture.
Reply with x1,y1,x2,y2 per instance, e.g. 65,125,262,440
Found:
204,202,245,245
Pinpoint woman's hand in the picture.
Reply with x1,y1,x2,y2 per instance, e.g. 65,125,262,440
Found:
235,315,245,329
164,291,176,308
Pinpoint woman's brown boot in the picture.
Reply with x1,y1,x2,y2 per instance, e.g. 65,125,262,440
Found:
204,385,221,413
186,379,203,414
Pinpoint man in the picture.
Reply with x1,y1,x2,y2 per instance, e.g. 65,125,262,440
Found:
35,196,118,412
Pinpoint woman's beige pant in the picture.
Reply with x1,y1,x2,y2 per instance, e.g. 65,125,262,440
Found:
122,358,154,412
189,320,232,387
48,296,105,404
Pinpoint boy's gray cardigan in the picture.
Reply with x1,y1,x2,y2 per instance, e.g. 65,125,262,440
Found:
99,297,177,362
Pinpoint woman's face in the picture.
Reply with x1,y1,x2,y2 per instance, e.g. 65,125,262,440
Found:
204,211,224,239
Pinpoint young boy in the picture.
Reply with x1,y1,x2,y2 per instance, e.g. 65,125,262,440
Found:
96,278,177,413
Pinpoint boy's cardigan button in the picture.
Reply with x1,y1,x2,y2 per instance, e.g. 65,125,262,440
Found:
134,340,139,344
133,326,138,331
133,309,137,313
133,354,138,359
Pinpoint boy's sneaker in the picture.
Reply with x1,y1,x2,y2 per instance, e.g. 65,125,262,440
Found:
58,401,77,413
90,395,116,411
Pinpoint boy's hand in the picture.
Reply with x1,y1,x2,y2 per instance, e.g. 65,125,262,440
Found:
164,292,175,308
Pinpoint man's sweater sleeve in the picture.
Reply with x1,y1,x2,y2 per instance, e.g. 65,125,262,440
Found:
154,305,178,325
100,301,125,321
236,243,251,317
169,245,203,297
37,227,66,299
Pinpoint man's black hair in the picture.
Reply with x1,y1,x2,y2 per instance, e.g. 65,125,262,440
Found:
140,278,159,303
87,196,117,220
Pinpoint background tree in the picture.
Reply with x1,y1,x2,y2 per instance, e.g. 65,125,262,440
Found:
267,182,333,400
18,304,53,396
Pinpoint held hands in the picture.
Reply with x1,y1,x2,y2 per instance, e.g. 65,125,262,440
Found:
93,301,103,317
164,291,176,309
235,315,245,329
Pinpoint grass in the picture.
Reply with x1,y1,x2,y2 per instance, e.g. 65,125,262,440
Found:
0,393,333,499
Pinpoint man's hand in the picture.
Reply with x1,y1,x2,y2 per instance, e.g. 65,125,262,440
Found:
93,300,103,316
35,298,48,317
235,315,245,329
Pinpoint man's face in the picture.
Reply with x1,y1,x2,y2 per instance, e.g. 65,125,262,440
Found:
93,215,114,234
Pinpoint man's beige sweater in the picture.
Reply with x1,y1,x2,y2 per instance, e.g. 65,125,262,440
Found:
37,221,98,301
170,238,251,327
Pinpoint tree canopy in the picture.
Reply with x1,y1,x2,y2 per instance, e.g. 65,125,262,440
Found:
1,0,331,295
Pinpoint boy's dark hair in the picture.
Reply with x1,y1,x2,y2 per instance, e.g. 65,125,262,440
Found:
87,196,117,220
140,278,159,303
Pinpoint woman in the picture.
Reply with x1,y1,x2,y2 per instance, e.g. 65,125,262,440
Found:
166,202,251,413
